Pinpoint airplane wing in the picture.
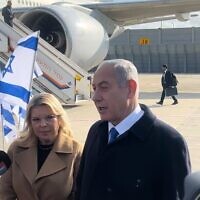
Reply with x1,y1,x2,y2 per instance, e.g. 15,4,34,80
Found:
81,0,200,26
2,0,200,71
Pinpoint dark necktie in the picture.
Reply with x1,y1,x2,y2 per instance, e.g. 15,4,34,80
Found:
109,127,119,144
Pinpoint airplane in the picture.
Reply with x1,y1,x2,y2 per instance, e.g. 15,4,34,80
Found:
1,0,200,71
0,0,46,8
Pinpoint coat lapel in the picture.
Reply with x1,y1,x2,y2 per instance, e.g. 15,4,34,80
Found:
35,133,73,181
35,150,67,180
15,133,74,183
15,145,37,185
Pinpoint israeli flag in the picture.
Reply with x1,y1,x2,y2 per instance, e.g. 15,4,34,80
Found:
33,61,43,79
0,31,39,110
0,32,40,143
0,102,17,143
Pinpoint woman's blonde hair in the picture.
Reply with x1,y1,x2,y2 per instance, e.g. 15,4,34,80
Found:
21,93,73,138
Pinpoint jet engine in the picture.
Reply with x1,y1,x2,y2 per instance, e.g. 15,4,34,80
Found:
19,4,109,71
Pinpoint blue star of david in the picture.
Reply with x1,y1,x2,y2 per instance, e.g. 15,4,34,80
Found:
2,55,15,78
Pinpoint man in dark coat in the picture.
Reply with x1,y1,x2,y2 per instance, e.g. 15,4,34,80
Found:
2,1,14,27
75,59,191,200
157,64,178,105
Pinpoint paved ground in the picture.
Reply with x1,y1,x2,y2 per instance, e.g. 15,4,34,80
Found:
65,74,200,172
0,74,199,172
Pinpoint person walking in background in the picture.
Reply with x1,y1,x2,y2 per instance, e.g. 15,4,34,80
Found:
2,0,14,27
157,64,178,105
0,93,82,200
75,59,191,200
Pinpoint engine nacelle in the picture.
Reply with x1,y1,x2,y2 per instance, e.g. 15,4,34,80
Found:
19,4,109,71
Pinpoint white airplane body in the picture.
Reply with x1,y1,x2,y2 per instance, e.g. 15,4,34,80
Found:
0,0,45,8
1,0,200,70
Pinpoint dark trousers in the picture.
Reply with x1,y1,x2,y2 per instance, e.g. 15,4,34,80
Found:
160,88,177,103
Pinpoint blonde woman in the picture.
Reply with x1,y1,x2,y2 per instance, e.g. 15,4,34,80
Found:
0,93,82,200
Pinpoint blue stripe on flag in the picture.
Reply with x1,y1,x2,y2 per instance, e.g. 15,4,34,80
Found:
18,37,38,51
3,125,12,136
19,107,26,118
0,81,31,103
1,107,15,125
34,69,39,78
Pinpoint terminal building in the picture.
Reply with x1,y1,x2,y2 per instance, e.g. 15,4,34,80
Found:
106,27,200,73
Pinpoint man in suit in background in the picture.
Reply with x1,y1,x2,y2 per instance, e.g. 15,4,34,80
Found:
75,59,191,200
157,64,178,105
2,0,14,27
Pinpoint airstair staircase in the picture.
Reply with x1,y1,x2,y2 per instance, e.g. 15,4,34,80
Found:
0,17,92,104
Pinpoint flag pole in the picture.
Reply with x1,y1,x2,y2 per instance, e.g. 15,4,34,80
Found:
0,104,5,150
0,67,4,150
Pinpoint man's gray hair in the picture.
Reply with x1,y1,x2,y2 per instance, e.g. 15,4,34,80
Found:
98,59,138,87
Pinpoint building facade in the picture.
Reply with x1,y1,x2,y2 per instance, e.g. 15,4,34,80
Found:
107,27,200,73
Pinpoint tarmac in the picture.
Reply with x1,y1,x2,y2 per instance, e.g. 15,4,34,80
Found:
64,74,200,172
0,74,199,172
